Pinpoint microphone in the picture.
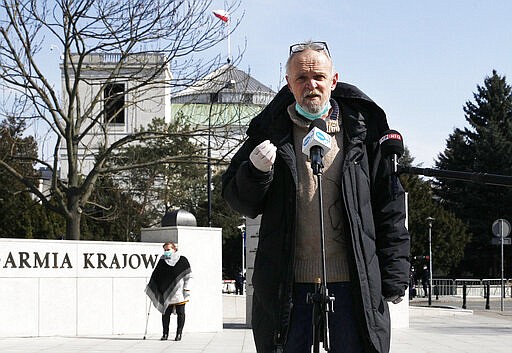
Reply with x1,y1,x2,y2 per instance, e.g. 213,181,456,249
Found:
379,130,404,174
302,119,332,175
379,129,404,199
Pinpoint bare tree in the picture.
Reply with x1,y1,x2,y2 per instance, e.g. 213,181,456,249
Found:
0,0,242,239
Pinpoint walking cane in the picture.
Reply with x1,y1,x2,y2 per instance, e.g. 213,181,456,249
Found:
143,300,152,340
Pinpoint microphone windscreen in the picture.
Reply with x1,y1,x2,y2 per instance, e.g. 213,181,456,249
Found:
301,119,331,156
309,118,327,132
379,130,404,157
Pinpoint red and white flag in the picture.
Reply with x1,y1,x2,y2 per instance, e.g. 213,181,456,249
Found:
213,9,229,23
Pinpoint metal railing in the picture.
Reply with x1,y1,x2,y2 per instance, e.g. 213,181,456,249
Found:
454,278,484,297
455,278,512,298
412,278,512,298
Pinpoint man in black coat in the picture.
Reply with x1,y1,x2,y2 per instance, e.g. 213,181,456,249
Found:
222,41,410,353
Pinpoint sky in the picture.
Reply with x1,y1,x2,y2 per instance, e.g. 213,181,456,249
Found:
28,0,512,168
217,0,512,167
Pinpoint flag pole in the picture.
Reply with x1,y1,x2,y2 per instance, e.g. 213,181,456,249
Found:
212,9,231,63
223,1,231,63
227,18,231,63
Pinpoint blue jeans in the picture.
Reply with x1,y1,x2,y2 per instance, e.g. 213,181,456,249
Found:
284,282,364,353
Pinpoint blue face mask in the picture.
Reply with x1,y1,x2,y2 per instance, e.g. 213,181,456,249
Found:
164,250,173,257
295,101,331,120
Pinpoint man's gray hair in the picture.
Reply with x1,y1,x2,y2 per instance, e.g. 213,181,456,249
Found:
285,40,334,75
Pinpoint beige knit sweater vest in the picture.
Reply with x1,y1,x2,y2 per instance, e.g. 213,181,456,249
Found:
287,104,350,283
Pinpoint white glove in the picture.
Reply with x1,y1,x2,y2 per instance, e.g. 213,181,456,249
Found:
249,140,277,172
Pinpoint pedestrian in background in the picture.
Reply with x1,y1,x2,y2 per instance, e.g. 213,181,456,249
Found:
145,242,192,341
409,266,417,300
421,265,429,298
235,268,245,295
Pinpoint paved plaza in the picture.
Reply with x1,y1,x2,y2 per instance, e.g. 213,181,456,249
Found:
1,297,512,352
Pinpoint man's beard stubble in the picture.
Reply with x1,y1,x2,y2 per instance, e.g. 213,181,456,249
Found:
301,91,324,114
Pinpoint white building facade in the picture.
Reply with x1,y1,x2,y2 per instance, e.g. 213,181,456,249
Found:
59,53,172,178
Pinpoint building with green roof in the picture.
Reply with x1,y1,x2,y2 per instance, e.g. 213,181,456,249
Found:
171,64,275,162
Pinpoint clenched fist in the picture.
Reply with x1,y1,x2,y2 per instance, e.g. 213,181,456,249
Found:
249,140,277,172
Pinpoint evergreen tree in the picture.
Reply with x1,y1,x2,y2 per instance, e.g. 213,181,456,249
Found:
113,115,244,277
434,70,512,277
400,148,470,276
80,175,149,242
0,117,65,239
113,115,207,226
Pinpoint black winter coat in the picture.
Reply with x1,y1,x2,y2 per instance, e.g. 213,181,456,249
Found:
222,83,410,353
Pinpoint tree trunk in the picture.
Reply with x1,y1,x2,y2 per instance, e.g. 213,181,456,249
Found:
66,212,81,240
66,194,82,240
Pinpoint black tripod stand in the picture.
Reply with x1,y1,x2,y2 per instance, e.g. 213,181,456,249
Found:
306,167,335,352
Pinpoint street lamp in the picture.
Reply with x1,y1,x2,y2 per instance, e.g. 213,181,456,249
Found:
426,216,435,306
207,79,235,227
237,223,246,294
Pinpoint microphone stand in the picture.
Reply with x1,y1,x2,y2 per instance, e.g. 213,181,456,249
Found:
379,128,512,188
306,162,335,352
397,166,512,187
